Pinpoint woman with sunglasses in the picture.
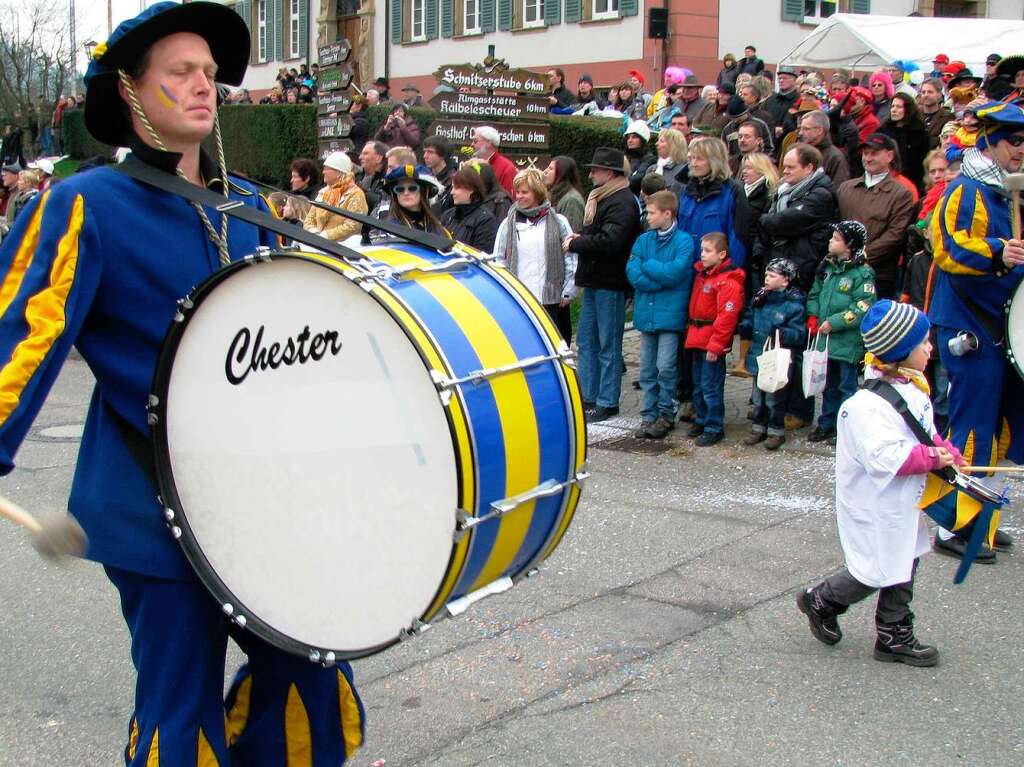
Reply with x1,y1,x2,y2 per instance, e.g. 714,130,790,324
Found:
380,164,449,237
493,168,577,341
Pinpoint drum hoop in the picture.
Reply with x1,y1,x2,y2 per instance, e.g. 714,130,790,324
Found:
1005,288,1024,383
148,251,472,661
469,255,587,579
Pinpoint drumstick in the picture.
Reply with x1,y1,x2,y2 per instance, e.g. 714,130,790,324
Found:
0,493,87,559
959,465,1024,474
1005,173,1024,241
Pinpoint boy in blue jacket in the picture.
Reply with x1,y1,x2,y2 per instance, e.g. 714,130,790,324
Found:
627,190,694,438
739,258,807,450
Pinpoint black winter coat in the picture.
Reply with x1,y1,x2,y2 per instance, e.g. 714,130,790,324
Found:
744,179,772,274
569,185,642,291
880,119,930,194
753,171,838,292
627,150,657,195
441,202,499,253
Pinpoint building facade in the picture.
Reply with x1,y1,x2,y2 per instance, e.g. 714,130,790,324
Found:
228,0,1024,95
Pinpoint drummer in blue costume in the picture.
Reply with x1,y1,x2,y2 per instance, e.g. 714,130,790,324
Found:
0,3,364,764
927,100,1024,565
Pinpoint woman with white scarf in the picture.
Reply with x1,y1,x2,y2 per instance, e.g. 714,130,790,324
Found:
493,168,577,342
647,128,688,180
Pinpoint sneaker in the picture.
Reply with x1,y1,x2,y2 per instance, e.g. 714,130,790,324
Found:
807,426,836,443
678,401,696,422
634,420,656,438
584,405,619,423
874,621,939,667
764,434,786,451
686,423,705,438
784,415,809,430
933,534,997,563
994,529,1014,551
743,432,767,446
796,589,842,645
647,416,673,439
695,431,723,447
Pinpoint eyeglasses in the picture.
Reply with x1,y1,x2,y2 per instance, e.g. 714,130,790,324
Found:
393,183,421,194
1004,134,1024,147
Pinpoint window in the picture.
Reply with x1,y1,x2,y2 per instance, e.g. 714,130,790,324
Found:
257,0,268,62
592,0,618,19
803,0,836,23
464,0,480,33
411,0,426,40
523,0,544,27
290,0,301,58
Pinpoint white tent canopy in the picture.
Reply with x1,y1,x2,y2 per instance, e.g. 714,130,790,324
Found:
778,13,1024,75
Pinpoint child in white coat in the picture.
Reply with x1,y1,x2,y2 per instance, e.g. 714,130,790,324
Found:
797,300,963,667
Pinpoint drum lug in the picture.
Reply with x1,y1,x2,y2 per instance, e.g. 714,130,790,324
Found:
146,394,160,426
173,296,194,324
399,618,431,641
430,370,453,406
243,246,273,264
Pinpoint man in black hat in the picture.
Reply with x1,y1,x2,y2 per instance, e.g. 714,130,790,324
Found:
836,133,915,299
0,3,365,764
374,75,392,101
721,96,774,164
982,53,1008,99
765,66,800,140
563,147,642,422
675,74,707,123
994,54,1024,104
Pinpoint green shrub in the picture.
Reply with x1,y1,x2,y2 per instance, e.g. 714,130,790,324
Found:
63,103,633,186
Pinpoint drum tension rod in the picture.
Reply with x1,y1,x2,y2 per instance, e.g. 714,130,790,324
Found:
399,618,431,641
431,346,577,406
453,468,591,540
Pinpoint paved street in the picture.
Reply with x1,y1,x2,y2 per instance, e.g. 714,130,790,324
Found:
1,334,1022,766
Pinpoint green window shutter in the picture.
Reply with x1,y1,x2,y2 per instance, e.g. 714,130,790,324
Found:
299,0,308,56
427,0,439,37
498,0,512,30
391,0,404,42
619,0,638,16
236,0,252,31
781,0,803,20
441,0,454,36
850,0,870,12
564,0,580,22
273,0,284,60
481,0,496,31
544,0,560,25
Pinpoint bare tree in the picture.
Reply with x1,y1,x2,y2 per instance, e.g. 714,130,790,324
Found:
0,0,74,124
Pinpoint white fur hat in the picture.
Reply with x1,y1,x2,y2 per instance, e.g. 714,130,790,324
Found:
624,120,651,143
323,151,353,174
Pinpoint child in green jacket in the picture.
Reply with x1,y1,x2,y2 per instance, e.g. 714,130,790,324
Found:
806,221,877,443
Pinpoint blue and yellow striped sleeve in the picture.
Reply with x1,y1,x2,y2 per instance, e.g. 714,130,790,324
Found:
0,187,100,475
931,182,1008,277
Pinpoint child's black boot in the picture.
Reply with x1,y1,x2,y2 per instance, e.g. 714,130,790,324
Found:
873,620,939,667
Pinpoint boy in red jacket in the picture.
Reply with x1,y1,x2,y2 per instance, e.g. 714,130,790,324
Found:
685,232,746,446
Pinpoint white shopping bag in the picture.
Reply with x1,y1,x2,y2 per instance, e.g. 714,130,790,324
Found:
801,331,830,398
756,330,792,393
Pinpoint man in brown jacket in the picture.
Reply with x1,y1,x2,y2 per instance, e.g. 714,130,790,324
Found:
836,133,916,299
798,110,850,186
919,78,955,148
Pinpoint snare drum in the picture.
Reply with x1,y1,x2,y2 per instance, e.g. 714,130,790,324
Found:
149,244,586,662
1006,281,1024,382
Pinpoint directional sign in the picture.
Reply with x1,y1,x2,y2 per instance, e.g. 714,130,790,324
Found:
433,64,549,95
429,91,549,121
317,89,354,115
318,40,351,67
317,64,354,95
318,139,355,160
317,114,355,139
509,154,552,171
429,120,550,150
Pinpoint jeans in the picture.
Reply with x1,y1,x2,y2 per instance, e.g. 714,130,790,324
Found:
38,126,53,156
816,559,918,624
751,380,786,436
691,352,727,434
818,359,859,431
639,331,680,421
577,288,626,408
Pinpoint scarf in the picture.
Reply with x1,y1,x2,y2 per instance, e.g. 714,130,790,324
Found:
864,352,931,395
583,175,630,226
502,201,565,305
656,222,677,245
961,147,1007,189
744,176,766,198
321,175,354,207
774,167,823,212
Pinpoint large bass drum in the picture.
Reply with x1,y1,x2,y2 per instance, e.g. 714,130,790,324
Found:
149,244,587,662
1006,280,1024,381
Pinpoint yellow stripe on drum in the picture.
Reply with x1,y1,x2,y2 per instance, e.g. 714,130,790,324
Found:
284,253,475,618
368,247,541,591
481,263,587,563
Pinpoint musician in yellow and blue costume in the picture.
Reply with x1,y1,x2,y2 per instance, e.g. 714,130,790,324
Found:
0,3,364,765
928,100,1024,568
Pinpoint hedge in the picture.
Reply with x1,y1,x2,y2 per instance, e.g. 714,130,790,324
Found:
64,104,633,187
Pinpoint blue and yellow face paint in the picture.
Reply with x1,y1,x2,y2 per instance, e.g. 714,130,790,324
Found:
156,84,178,109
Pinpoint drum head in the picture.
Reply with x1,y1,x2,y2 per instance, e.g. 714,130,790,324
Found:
158,256,458,655
1008,285,1024,381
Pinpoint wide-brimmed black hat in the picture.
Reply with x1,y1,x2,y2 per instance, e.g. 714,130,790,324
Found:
996,54,1024,79
585,147,627,173
948,68,982,89
724,95,748,118
83,1,250,146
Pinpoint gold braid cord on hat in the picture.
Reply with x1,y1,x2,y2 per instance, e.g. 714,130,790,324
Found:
117,69,232,267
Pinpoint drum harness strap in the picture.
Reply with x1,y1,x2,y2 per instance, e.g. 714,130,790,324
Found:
114,160,458,259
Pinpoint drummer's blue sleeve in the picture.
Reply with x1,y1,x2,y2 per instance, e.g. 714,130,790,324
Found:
0,187,101,475
931,179,1009,276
